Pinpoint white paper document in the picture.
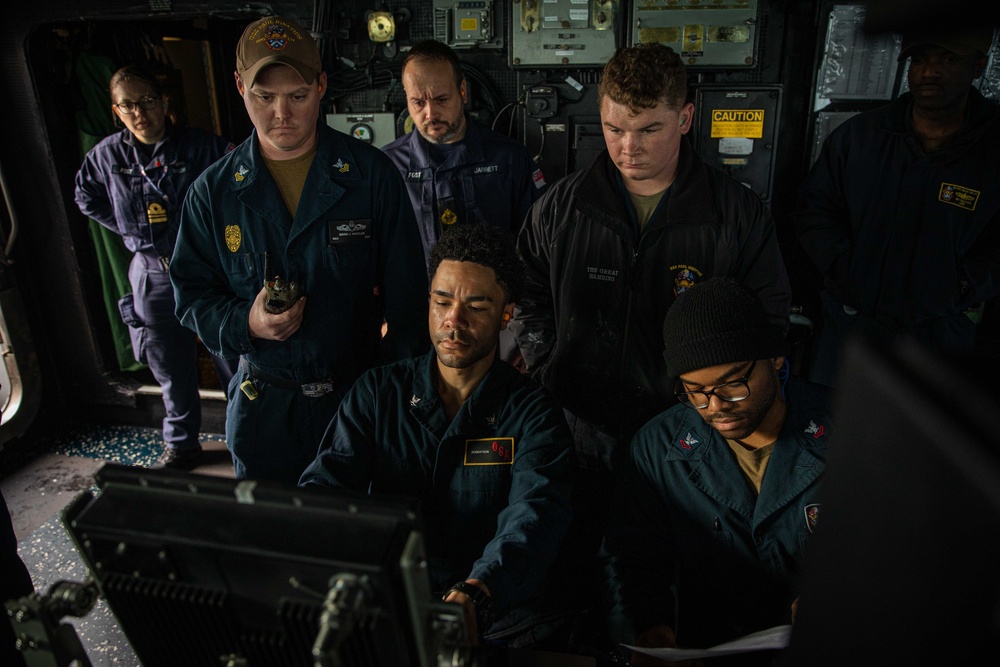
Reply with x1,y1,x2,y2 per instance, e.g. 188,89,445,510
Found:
624,624,792,661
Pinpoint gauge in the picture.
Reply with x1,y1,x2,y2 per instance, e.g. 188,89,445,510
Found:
366,11,395,43
351,123,374,143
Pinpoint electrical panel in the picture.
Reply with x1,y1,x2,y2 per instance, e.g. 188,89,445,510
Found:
326,112,398,148
630,0,760,68
691,85,781,203
433,0,503,48
518,70,602,183
808,110,858,168
510,0,617,68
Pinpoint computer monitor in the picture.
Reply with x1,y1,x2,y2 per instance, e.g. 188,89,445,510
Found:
61,464,473,667
785,334,1000,664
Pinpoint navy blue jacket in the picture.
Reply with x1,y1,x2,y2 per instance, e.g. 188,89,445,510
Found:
299,351,573,618
170,121,428,380
602,378,830,649
514,141,791,443
75,123,230,260
795,89,1000,345
382,117,546,260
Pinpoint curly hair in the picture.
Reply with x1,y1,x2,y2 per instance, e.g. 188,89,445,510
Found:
598,43,688,113
427,224,524,304
402,39,464,89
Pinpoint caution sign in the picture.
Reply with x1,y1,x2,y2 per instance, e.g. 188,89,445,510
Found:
711,109,765,139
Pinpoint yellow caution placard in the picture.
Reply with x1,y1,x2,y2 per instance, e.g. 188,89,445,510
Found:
711,109,765,139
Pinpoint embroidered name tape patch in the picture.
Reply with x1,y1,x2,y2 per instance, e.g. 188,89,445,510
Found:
464,437,515,466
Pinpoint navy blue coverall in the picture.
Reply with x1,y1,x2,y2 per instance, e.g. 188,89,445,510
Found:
603,377,831,653
171,122,429,483
75,123,235,450
299,350,573,634
382,115,546,263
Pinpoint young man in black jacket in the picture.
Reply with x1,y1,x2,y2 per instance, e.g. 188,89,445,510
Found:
512,45,791,601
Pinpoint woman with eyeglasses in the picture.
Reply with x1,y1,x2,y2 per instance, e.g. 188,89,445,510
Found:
74,64,237,470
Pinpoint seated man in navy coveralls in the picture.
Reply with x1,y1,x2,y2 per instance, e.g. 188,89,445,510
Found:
602,278,831,665
300,224,574,644
171,16,428,483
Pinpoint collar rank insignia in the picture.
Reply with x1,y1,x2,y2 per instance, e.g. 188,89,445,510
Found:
804,420,825,438
333,158,350,173
234,165,250,182
677,431,700,453
409,394,421,407
146,202,167,225
804,503,820,533
486,414,497,427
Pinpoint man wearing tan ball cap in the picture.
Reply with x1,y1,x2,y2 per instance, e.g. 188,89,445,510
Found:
235,16,323,88
170,15,428,483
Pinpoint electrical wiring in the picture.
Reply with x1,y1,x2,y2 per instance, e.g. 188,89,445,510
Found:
462,63,503,119
531,119,545,163
492,89,527,135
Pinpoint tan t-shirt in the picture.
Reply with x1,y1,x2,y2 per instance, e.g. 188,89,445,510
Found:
628,188,667,231
262,144,317,219
726,439,776,495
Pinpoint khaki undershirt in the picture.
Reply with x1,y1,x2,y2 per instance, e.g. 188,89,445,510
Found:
726,439,776,495
262,144,317,219
628,188,667,231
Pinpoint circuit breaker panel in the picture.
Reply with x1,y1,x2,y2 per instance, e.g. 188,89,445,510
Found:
630,0,760,68
510,0,618,67
433,0,503,48
691,85,781,202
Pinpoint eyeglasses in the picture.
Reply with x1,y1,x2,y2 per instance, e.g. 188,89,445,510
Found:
114,96,161,115
675,359,757,409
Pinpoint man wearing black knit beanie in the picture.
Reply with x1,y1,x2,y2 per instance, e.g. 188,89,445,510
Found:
602,277,832,664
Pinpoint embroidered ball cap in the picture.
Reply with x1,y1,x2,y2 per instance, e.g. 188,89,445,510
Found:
897,25,995,61
237,16,321,88
662,277,786,378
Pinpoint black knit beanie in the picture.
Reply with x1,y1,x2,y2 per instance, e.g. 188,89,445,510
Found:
662,277,786,378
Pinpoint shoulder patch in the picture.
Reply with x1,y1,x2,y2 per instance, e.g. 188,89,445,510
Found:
804,503,820,533
532,168,546,189
676,430,702,455
804,420,826,439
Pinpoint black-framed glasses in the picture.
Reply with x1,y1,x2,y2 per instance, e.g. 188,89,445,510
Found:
114,96,160,115
675,359,757,409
